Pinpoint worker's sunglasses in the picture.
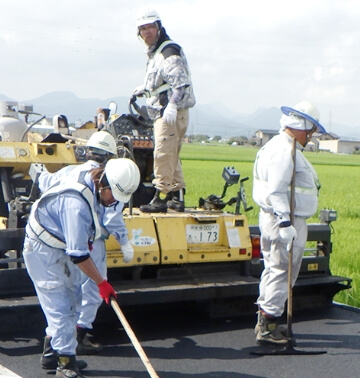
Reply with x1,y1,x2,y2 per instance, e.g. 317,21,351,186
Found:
99,185,119,208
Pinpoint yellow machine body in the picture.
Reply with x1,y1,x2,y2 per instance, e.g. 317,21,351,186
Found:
0,140,84,176
105,210,253,268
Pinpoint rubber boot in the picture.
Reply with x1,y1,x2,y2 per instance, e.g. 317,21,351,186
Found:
56,355,86,378
140,190,168,213
167,189,185,212
41,336,87,371
76,327,103,355
256,311,288,345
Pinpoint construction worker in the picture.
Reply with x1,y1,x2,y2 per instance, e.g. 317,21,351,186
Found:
23,157,140,378
96,108,110,130
38,131,136,366
252,101,326,345
133,8,195,213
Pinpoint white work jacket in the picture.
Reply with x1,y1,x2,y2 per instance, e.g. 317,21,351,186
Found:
144,38,195,120
252,131,320,221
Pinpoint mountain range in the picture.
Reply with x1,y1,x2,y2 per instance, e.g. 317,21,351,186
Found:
1,91,359,140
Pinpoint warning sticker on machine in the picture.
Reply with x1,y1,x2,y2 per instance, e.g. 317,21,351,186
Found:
186,224,219,244
226,227,241,248
0,147,16,159
130,228,156,246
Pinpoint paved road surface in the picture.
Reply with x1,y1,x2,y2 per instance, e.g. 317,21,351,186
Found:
0,302,359,377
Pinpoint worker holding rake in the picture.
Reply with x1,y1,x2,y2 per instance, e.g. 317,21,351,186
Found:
38,131,136,362
252,101,326,345
23,157,140,378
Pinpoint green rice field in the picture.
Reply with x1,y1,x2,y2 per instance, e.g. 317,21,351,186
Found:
180,143,360,308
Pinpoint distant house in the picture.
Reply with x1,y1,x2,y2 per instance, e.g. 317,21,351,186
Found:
254,129,279,146
318,138,360,154
317,132,339,141
254,129,346,152
306,132,339,152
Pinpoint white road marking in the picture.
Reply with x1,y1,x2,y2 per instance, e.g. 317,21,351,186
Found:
0,365,22,377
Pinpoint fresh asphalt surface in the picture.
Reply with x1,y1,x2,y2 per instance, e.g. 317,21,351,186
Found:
0,301,359,378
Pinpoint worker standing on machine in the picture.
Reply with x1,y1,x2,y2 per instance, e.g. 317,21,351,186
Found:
23,156,140,378
252,101,326,345
133,8,195,213
37,131,137,368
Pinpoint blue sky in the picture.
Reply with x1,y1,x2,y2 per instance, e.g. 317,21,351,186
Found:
1,0,359,130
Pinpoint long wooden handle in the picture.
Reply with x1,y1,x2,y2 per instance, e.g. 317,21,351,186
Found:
287,137,297,339
110,297,159,378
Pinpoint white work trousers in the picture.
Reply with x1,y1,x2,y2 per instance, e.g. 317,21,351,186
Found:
153,109,189,194
77,238,107,329
257,210,307,317
23,236,82,355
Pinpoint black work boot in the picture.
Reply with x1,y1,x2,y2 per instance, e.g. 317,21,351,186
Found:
167,189,185,212
41,336,87,371
76,327,103,355
256,311,288,345
140,190,168,213
56,355,86,378
40,335,57,370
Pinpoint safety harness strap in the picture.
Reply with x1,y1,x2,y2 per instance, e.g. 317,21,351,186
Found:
144,83,171,98
144,40,174,98
29,182,101,249
28,208,67,249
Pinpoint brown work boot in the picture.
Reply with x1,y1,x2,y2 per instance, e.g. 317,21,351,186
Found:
256,311,289,345
254,311,294,339
56,355,86,378
76,327,103,355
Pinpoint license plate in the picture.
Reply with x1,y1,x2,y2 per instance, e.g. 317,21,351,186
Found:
186,224,219,244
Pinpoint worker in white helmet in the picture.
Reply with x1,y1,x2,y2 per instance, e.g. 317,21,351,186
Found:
37,131,137,366
86,129,117,160
24,156,140,378
133,8,196,213
252,101,326,345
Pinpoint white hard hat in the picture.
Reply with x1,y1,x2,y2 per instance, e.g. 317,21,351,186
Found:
105,158,140,203
136,8,161,28
281,101,326,134
87,131,117,155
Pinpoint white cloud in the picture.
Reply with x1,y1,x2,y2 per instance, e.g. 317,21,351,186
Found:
313,66,345,82
2,31,20,45
0,0,360,127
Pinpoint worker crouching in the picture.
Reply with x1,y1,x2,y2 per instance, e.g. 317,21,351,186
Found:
23,158,140,378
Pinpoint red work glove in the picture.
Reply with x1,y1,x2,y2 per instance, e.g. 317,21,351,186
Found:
97,280,117,305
